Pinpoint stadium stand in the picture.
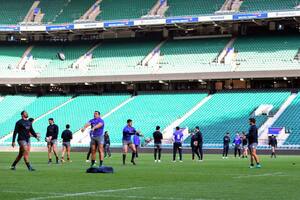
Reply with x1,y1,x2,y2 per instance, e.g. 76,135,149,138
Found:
273,93,300,145
0,95,71,137
0,0,34,24
103,92,208,143
234,35,300,71
96,0,156,21
180,90,290,144
38,0,96,24
240,0,300,12
30,42,94,77
88,39,159,75
159,38,231,72
0,43,28,71
166,0,225,16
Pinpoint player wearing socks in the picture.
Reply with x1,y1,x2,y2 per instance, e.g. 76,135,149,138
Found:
81,111,105,167
153,126,163,162
223,133,230,159
122,119,142,165
11,111,40,171
247,118,261,168
46,118,59,164
61,124,73,163
269,135,277,158
173,126,183,162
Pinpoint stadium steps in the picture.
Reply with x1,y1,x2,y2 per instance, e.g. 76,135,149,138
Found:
258,93,297,145
162,95,211,144
79,0,101,21
217,37,236,63
147,0,168,17
22,1,40,23
17,46,34,69
142,40,166,67
72,96,135,145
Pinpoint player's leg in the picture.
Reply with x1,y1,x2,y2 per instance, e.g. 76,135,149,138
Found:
11,144,25,170
47,143,52,163
252,148,260,166
122,143,128,165
23,144,35,171
129,143,137,165
238,147,241,157
135,145,139,158
199,144,203,160
52,141,59,164
154,145,157,161
173,143,177,161
195,145,201,160
61,145,66,162
67,145,71,161
191,145,195,160
86,146,92,162
178,143,183,161
98,143,104,167
90,141,97,167
234,147,237,157
107,144,111,157
158,145,162,161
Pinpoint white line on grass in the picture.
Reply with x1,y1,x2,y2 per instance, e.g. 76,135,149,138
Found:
24,187,144,200
233,172,286,179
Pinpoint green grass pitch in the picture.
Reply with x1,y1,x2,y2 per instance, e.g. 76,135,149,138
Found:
0,152,299,200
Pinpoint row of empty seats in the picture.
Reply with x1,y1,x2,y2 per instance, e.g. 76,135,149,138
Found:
180,90,290,144
2,91,300,146
1,0,299,25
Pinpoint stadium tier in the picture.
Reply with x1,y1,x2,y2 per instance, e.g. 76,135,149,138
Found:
166,0,225,16
0,95,72,138
234,35,300,71
180,90,290,144
30,42,94,77
0,43,28,71
0,0,34,24
159,38,230,73
103,92,208,143
38,0,96,24
96,0,156,21
273,93,300,145
240,0,299,12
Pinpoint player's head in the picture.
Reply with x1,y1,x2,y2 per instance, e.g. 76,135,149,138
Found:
175,126,180,131
66,124,70,129
28,118,34,123
48,118,54,125
94,111,100,118
156,126,160,131
127,119,133,127
195,126,200,131
226,132,230,136
105,131,108,135
21,110,28,119
249,118,256,125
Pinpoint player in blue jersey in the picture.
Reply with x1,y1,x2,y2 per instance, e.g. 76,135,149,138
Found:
122,119,142,165
81,111,105,167
173,126,183,162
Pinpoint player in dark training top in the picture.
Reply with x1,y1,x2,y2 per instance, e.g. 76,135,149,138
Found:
153,126,163,162
122,119,142,165
61,124,73,163
11,111,40,171
247,118,261,168
46,118,59,164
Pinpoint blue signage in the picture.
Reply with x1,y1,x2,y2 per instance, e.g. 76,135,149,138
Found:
166,17,198,24
46,24,74,31
233,12,268,20
0,26,19,32
103,21,134,28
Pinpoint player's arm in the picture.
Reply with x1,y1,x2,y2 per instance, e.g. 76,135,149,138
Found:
30,125,40,141
70,132,73,140
12,122,19,147
81,122,91,132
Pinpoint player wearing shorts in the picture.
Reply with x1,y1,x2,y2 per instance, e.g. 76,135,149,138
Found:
269,135,277,158
46,118,59,164
247,118,261,168
122,119,142,165
61,124,73,163
173,126,183,162
153,126,163,162
11,111,40,171
81,111,105,167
